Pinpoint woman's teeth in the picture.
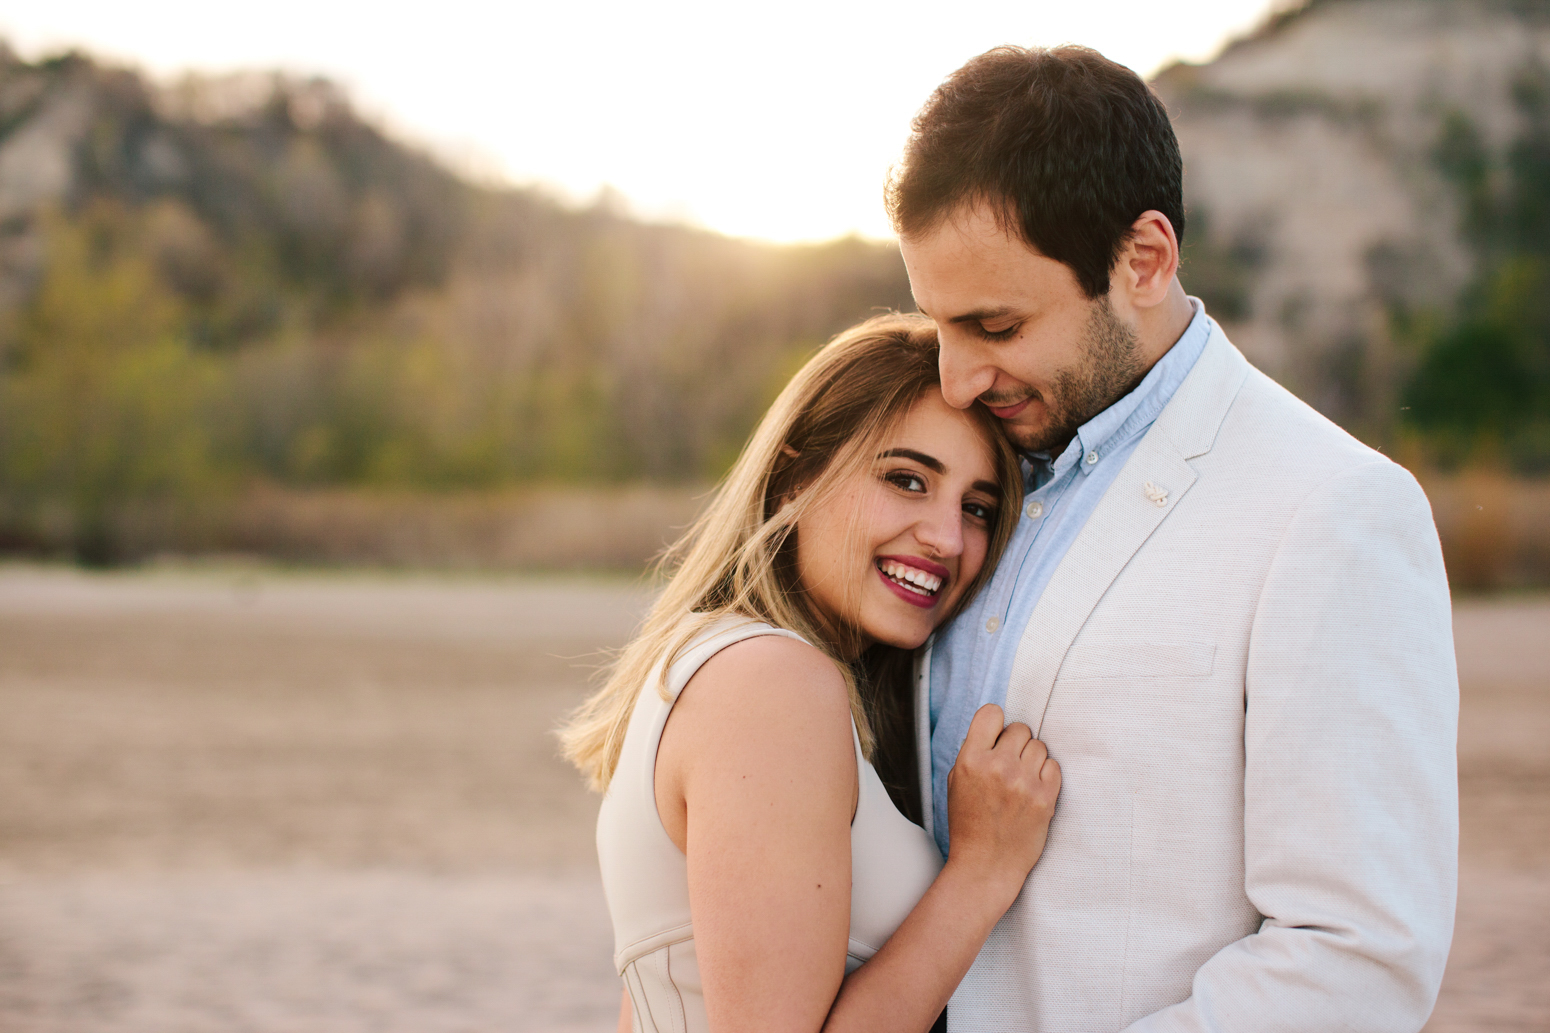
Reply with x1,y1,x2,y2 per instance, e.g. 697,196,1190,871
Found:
878,560,942,597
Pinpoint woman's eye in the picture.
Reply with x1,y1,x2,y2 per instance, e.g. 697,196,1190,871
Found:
886,471,927,493
963,500,994,522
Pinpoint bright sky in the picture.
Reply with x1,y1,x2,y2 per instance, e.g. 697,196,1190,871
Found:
0,0,1286,243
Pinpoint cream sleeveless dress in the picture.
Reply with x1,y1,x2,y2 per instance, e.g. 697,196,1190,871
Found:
596,617,945,1033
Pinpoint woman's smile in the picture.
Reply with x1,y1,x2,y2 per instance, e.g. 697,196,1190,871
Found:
875,555,950,608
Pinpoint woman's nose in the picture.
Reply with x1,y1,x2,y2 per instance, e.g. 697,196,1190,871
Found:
915,499,965,558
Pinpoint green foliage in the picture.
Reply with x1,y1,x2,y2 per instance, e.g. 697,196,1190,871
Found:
1432,110,1493,245
0,205,231,561
0,50,914,561
1404,64,1550,472
1178,208,1267,322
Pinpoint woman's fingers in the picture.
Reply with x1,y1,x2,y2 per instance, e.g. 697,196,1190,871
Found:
955,706,1058,807
960,707,1051,777
950,706,1003,793
997,721,1033,755
963,704,1006,753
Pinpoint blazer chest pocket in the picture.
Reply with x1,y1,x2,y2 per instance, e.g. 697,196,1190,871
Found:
1057,639,1216,681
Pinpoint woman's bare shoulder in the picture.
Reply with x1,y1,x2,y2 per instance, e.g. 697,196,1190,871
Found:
667,633,853,766
689,633,848,708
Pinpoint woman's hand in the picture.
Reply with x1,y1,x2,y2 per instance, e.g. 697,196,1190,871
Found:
821,703,1061,1033
944,704,1061,893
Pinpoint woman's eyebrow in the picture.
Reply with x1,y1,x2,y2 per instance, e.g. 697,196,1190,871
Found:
972,480,999,496
878,447,944,473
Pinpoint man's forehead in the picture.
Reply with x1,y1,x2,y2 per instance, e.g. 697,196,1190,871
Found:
904,270,1029,322
901,241,1048,317
901,215,1076,316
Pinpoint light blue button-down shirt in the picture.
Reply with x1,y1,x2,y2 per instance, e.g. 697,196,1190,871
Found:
927,300,1213,856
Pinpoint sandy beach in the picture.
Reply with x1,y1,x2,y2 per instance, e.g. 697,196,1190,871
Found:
0,567,1544,1031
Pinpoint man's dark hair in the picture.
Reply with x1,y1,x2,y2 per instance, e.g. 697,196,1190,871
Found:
886,45,1184,299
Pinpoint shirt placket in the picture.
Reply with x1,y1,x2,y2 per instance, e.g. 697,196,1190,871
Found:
971,469,1063,700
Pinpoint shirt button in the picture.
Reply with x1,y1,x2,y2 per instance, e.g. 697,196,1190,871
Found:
985,616,1000,633
1085,450,1100,465
1026,501,1044,519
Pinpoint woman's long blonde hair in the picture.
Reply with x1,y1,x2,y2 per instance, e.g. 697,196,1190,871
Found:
559,313,1022,793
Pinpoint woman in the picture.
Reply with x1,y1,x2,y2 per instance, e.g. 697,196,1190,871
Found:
560,314,1061,1033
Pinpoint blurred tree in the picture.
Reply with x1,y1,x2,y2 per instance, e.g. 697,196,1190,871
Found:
1405,63,1550,472
0,205,228,561
1178,207,1267,323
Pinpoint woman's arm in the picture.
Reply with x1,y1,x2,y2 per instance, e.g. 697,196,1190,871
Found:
617,987,632,1033
656,635,858,1033
658,638,1058,1033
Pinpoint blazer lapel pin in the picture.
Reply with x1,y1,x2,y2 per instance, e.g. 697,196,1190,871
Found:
1143,481,1169,508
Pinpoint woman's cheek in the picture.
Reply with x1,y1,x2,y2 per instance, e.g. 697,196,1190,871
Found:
961,531,989,585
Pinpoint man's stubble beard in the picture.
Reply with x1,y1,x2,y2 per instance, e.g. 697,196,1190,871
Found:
1004,296,1146,455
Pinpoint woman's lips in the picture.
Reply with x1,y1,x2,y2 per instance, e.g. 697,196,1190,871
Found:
875,555,949,610
985,396,1034,420
878,554,950,579
876,565,938,608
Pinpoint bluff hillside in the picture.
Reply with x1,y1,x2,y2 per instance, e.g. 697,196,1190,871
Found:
1162,0,1550,464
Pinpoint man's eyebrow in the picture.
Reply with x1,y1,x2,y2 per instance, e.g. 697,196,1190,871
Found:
944,306,1017,326
878,447,945,473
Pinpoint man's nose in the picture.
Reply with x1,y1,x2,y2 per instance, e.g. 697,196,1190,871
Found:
937,336,995,410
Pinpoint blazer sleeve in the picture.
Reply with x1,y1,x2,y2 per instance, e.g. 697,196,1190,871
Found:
1125,458,1459,1033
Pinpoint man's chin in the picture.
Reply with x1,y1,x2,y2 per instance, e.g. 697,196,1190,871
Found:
1001,426,1042,453
985,398,1051,452
1003,416,1076,456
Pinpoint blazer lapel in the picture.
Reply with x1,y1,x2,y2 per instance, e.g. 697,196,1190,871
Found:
1003,328,1251,735
1004,445,1196,735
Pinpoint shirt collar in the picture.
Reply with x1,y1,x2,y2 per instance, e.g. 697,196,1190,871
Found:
1029,297,1213,481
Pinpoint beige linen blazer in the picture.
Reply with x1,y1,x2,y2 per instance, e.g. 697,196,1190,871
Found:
916,326,1458,1032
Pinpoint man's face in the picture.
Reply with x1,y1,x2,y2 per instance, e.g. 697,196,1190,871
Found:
899,201,1144,455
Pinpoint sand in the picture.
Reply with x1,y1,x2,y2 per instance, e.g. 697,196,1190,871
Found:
0,567,1544,1031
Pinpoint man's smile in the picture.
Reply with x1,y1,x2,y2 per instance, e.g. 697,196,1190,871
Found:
983,395,1036,421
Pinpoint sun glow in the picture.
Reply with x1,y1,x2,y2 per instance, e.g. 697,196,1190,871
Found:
0,0,1285,243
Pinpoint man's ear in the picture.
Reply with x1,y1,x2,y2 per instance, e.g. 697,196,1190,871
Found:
1115,210,1180,309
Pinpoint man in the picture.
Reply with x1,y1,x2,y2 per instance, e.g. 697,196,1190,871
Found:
891,47,1458,1032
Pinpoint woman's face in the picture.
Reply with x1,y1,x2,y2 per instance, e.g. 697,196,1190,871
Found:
795,388,1002,654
